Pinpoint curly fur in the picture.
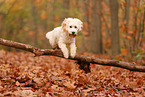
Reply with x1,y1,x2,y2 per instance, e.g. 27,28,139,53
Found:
46,18,83,58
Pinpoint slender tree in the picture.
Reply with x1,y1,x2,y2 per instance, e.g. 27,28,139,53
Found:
30,0,39,46
48,0,55,31
90,0,102,54
80,0,90,52
124,0,130,30
110,0,120,56
123,0,131,54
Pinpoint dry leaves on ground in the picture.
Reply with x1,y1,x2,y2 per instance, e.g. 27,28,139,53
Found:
0,50,145,96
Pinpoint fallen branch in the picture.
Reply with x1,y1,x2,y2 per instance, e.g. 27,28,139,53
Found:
0,38,145,72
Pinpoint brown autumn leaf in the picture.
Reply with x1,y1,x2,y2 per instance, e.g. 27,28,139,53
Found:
15,81,20,86
82,87,96,95
13,90,37,97
33,78,44,87
121,48,128,55
137,79,143,87
94,86,103,91
63,80,76,89
51,84,64,92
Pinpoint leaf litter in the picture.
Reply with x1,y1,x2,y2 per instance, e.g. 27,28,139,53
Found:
0,50,145,96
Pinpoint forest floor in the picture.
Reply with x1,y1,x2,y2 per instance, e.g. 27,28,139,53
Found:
0,50,145,97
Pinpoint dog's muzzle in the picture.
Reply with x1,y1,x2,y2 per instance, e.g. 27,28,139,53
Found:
69,32,76,37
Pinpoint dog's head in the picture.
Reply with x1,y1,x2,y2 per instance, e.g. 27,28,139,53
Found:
62,18,83,38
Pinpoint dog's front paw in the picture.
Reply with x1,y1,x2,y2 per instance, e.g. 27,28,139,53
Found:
70,53,76,58
63,53,69,58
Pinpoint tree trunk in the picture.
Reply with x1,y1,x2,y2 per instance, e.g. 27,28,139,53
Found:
139,9,145,47
110,0,120,56
90,0,102,54
133,0,140,51
124,0,130,27
123,0,131,54
30,0,39,46
96,0,103,53
81,0,90,52
1,38,145,72
48,0,54,31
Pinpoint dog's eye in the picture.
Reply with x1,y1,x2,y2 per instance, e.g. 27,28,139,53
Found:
70,26,72,28
74,26,77,28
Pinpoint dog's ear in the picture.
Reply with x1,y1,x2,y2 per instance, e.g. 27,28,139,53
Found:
61,18,67,32
79,21,83,33
74,18,83,33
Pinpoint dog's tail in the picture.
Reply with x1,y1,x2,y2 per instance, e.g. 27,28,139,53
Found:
46,32,51,39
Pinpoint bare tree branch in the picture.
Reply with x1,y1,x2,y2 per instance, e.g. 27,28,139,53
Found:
0,38,145,72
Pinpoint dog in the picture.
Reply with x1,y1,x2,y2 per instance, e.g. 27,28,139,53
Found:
46,18,83,58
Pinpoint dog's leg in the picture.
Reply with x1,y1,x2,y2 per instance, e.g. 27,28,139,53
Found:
58,42,69,58
49,41,57,49
70,42,77,58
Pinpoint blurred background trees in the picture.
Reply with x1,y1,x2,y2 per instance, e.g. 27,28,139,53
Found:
0,0,144,58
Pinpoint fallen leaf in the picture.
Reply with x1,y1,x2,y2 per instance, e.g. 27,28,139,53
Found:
63,80,76,89
16,81,20,86
51,85,64,92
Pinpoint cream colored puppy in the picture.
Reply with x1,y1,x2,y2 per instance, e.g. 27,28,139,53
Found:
46,18,83,58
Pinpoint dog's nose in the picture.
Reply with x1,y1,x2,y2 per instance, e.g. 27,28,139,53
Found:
72,32,75,35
